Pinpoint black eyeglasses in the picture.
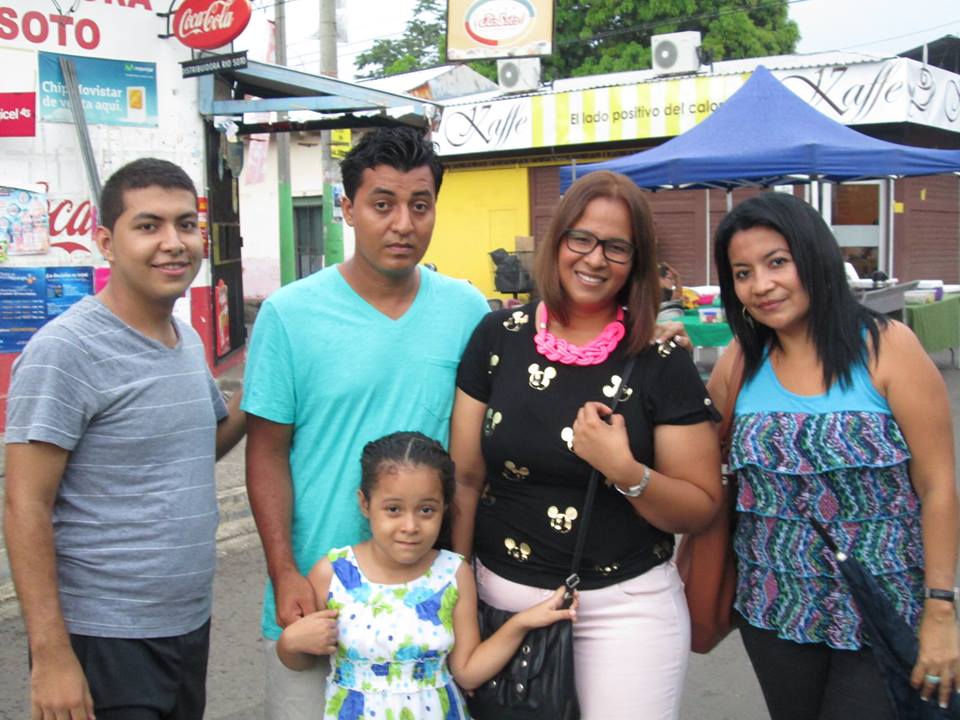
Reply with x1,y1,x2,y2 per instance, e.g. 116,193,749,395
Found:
563,229,635,264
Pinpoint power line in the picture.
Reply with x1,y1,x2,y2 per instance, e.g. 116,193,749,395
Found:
831,18,960,51
251,0,312,12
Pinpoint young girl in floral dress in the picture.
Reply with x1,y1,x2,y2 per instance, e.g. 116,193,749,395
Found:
277,431,576,719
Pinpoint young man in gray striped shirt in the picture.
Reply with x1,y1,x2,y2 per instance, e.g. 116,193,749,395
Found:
4,158,245,719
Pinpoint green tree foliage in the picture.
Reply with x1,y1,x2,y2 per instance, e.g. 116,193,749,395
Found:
354,0,497,81
353,0,447,79
353,0,799,82
552,0,800,79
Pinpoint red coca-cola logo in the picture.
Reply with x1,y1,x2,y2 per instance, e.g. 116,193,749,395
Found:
173,0,251,51
49,198,93,254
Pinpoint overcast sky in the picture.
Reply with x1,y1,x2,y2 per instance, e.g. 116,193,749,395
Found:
790,0,959,55
272,0,960,80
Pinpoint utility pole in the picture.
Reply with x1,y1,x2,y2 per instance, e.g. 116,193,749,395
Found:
318,0,342,265
276,0,296,285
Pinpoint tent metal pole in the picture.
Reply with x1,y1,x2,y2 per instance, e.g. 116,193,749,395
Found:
886,178,895,278
704,190,711,285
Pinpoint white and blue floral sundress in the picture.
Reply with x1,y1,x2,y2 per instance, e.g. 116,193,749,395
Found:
322,546,469,720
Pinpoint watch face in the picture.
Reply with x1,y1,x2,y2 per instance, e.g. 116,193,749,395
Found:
927,588,957,601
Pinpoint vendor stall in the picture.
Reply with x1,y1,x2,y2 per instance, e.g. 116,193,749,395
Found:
682,309,733,349
904,294,960,368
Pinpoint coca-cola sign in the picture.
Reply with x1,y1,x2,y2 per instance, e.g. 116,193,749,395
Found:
173,0,252,51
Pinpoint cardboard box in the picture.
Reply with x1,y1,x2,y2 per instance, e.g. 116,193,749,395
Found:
515,236,535,253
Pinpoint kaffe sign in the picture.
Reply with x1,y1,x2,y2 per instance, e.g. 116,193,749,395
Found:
173,0,252,51
778,59,960,134
447,0,553,60
39,51,158,127
0,92,35,137
434,57,960,156
436,74,747,155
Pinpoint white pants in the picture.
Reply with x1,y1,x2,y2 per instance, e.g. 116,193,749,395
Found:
263,639,330,720
475,559,690,720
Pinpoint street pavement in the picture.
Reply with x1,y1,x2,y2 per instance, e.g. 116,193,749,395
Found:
0,350,958,719
0,534,770,720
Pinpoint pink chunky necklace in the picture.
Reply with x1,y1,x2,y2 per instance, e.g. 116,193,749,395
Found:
534,303,625,366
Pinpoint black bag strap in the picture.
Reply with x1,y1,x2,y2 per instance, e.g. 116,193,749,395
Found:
563,355,638,602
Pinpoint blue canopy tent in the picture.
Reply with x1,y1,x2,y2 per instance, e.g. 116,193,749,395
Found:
559,66,960,191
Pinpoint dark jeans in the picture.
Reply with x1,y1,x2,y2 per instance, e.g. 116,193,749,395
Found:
739,616,896,720
68,619,210,720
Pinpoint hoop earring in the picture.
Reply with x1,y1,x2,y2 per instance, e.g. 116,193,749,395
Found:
742,306,755,328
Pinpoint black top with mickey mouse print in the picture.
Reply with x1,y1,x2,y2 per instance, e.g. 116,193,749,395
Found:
457,303,715,590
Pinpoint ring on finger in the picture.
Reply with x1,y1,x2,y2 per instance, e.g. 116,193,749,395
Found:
925,674,941,684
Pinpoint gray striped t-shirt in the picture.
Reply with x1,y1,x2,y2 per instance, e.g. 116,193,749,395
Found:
6,295,227,638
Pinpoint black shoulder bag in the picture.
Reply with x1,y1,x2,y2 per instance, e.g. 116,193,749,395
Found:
466,356,637,720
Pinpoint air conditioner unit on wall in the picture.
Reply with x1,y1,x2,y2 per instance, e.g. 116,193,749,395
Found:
651,31,702,75
497,58,541,93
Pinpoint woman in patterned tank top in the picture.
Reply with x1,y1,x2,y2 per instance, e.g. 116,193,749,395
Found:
708,192,959,719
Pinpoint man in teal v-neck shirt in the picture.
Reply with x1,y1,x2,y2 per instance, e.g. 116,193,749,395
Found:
242,127,489,719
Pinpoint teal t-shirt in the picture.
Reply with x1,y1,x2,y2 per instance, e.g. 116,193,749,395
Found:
242,265,488,639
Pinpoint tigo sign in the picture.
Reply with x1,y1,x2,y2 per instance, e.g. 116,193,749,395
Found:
0,92,36,137
173,0,251,50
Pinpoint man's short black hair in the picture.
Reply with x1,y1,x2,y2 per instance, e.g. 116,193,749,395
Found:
340,127,444,202
99,158,198,232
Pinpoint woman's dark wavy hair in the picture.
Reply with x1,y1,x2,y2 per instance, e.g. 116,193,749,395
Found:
359,431,455,506
714,192,887,388
534,171,660,355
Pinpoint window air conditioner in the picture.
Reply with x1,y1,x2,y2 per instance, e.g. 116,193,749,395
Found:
651,31,702,75
497,58,541,93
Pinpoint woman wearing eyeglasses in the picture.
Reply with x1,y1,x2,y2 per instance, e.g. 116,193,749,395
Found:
449,171,723,718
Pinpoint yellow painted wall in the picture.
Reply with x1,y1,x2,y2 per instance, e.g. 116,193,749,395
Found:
426,166,530,298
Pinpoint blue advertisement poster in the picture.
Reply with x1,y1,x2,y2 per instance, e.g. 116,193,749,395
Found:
39,52,158,128
0,266,94,352
46,267,93,320
0,267,47,353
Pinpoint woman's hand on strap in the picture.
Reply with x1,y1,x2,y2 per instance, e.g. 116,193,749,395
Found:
570,402,633,480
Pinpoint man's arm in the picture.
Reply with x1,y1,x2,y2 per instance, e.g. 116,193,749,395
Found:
4,441,94,719
216,389,246,460
245,414,317,628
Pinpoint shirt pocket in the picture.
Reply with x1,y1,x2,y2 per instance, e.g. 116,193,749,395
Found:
421,357,460,420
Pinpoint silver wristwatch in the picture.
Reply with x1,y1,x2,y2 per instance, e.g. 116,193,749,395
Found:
614,464,652,498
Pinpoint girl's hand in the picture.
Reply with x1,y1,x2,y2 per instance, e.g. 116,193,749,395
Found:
515,587,578,631
571,402,632,479
911,603,960,708
279,608,339,656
